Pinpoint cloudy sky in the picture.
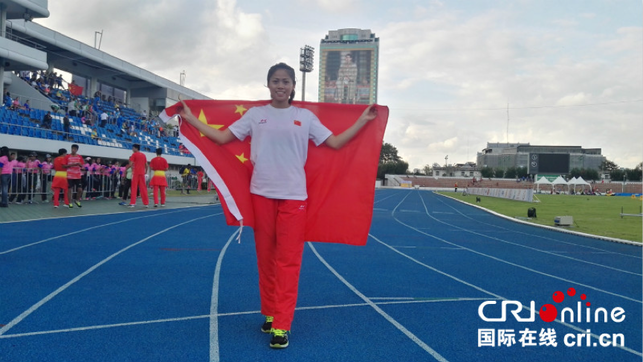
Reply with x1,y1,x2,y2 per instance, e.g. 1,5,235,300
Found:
36,0,642,170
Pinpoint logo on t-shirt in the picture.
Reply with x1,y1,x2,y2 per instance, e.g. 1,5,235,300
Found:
259,119,267,124
293,120,301,126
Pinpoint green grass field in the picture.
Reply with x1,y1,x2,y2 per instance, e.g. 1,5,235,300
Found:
439,192,642,243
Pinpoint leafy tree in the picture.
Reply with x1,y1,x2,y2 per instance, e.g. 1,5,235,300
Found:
493,167,505,178
377,160,409,179
625,168,642,182
480,167,494,178
600,159,618,172
377,142,408,179
516,166,529,179
504,167,517,179
610,169,624,181
379,142,402,163
423,164,432,175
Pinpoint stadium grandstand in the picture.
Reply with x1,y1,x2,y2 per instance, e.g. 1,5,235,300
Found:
0,1,206,177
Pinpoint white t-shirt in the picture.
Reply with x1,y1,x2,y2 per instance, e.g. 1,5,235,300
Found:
228,104,332,200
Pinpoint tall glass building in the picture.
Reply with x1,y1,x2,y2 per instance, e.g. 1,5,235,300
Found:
318,28,379,105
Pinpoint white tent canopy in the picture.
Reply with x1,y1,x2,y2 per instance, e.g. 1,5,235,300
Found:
572,176,591,186
551,176,568,185
535,176,552,185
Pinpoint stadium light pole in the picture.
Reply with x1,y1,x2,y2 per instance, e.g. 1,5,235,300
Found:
299,45,314,101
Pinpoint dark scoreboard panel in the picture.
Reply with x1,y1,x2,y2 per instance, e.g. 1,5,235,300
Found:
529,153,570,174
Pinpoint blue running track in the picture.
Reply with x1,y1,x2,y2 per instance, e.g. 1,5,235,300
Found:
0,189,641,361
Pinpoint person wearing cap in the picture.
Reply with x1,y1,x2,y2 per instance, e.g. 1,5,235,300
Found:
52,148,70,208
149,148,169,207
40,154,53,203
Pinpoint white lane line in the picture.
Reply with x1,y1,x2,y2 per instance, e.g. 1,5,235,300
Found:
393,191,642,304
0,214,216,337
0,208,193,255
209,228,239,362
369,230,643,357
0,298,498,339
308,242,450,362
425,194,642,275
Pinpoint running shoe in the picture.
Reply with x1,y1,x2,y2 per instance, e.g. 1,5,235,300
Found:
67,203,73,208
75,201,82,208
119,201,127,206
160,204,165,207
269,329,289,349
128,204,135,208
53,205,58,208
261,316,273,333
154,204,159,208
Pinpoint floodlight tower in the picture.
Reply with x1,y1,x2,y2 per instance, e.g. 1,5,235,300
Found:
299,45,314,101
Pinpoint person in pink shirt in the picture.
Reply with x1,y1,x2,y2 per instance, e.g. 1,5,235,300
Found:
40,154,53,203
11,156,27,204
0,146,13,207
25,152,41,204
65,144,84,208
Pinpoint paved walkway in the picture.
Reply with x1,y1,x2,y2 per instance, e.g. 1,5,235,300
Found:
0,193,219,223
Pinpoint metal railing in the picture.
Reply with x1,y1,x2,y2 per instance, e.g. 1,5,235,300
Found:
1,167,202,204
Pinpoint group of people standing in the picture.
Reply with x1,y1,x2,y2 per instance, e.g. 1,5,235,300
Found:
0,144,170,209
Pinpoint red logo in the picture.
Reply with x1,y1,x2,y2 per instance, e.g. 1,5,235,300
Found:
294,120,301,126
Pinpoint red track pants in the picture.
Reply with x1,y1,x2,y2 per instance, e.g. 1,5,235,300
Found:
153,186,166,205
130,174,149,206
252,194,307,331
52,187,69,207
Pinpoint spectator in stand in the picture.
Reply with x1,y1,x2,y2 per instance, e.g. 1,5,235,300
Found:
51,148,70,208
125,143,149,208
100,111,108,127
56,73,63,89
67,98,77,117
65,144,84,208
40,154,53,203
3,92,12,108
23,100,31,113
149,148,169,207
91,128,99,141
11,155,26,204
42,111,53,129
11,96,21,111
25,152,41,204
63,113,71,138
0,146,13,207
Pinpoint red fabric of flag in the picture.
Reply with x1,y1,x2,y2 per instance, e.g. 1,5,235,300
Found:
161,100,388,246
68,83,84,96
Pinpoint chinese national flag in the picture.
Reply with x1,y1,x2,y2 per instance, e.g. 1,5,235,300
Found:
68,83,84,96
160,100,388,246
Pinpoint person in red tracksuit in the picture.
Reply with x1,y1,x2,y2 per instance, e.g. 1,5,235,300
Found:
126,144,149,208
149,148,169,207
51,148,70,208
179,62,377,349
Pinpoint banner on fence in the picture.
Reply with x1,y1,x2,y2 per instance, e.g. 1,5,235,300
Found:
467,187,534,202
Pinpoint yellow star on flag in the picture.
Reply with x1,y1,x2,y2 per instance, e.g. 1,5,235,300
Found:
235,105,247,116
198,109,224,137
236,153,249,163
